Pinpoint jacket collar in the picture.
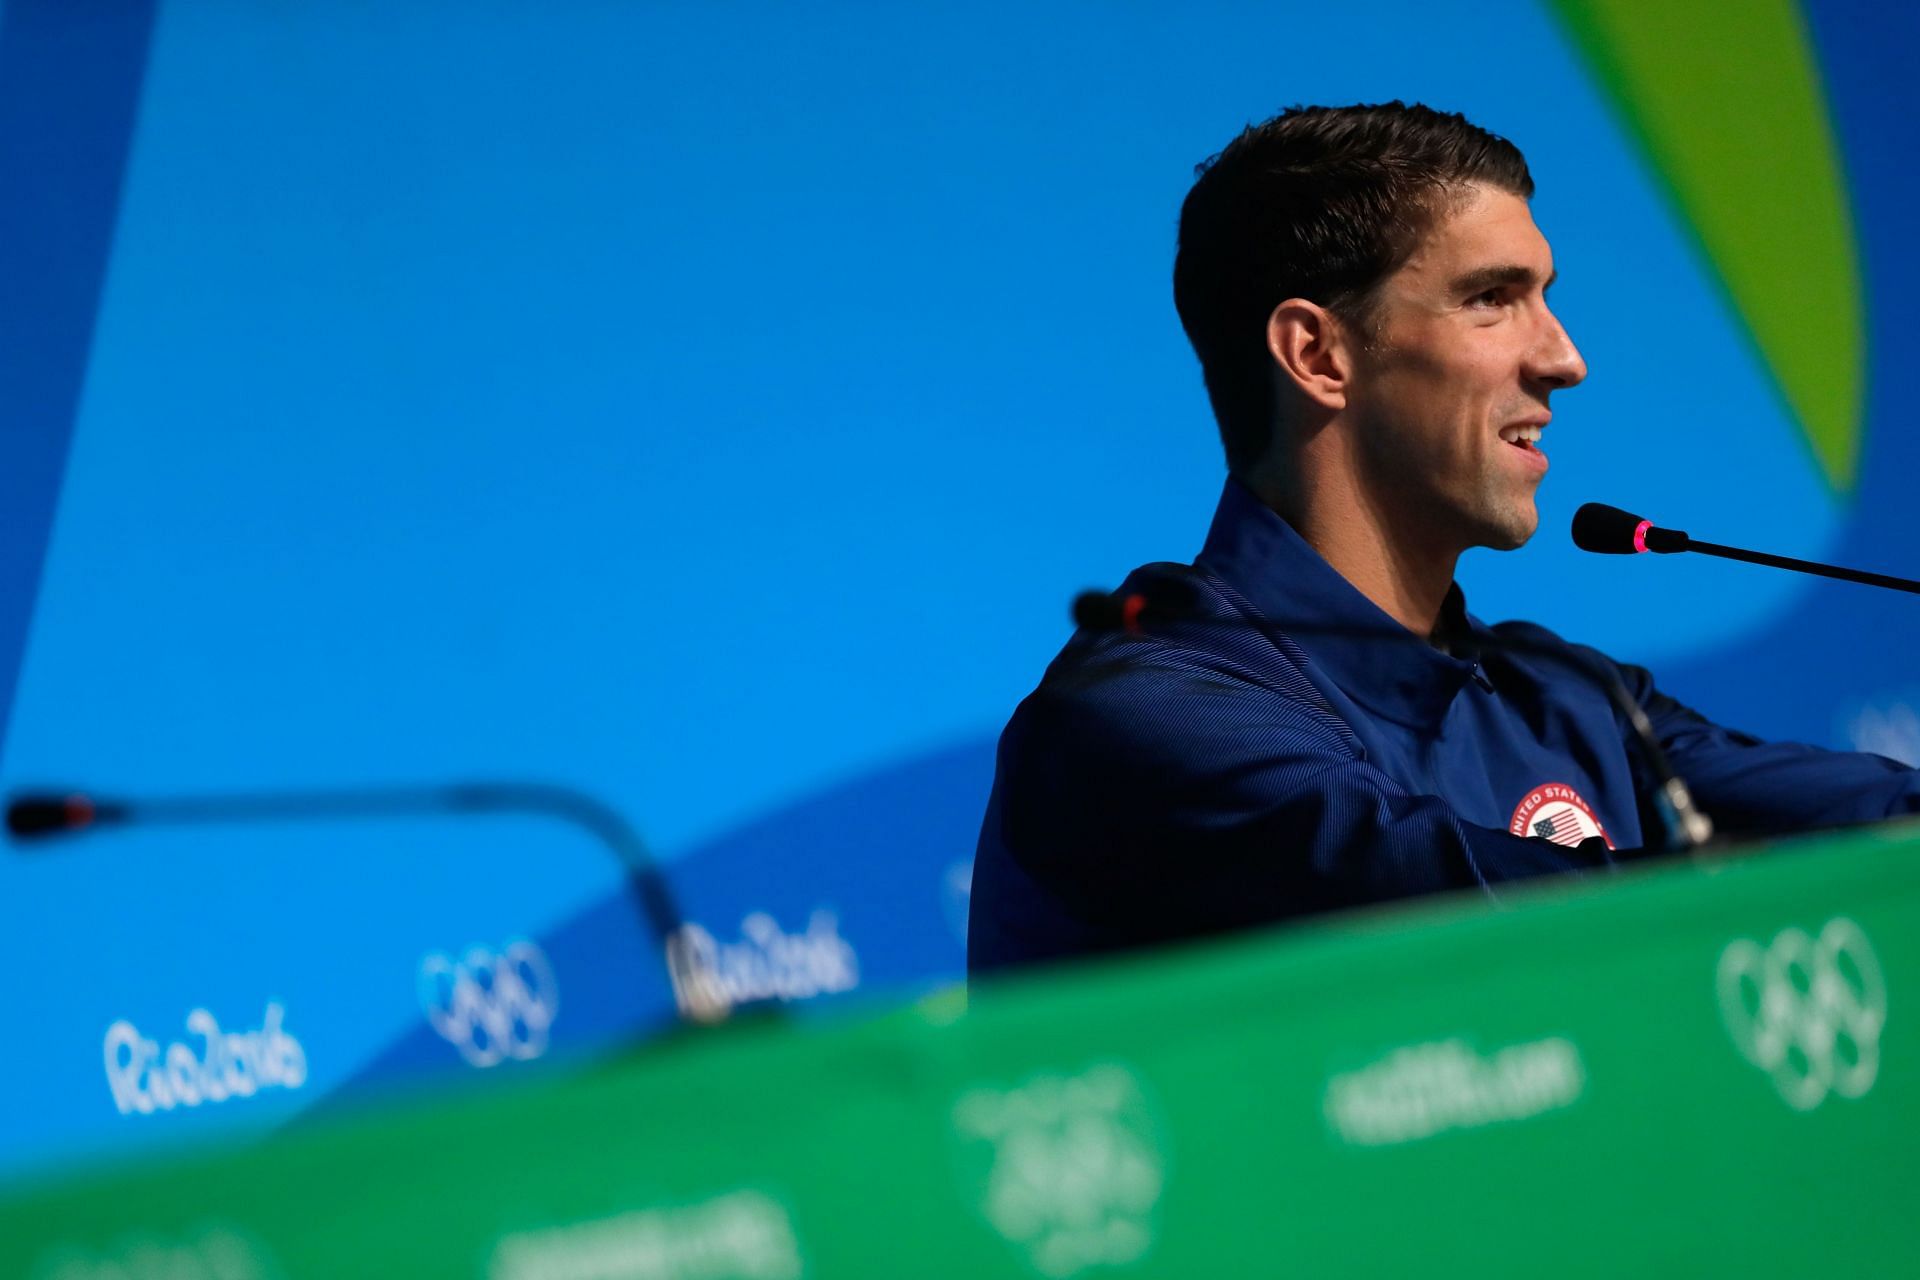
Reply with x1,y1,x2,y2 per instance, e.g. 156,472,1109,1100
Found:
1193,477,1488,728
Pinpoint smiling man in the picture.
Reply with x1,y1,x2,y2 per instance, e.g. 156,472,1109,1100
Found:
967,102,1920,976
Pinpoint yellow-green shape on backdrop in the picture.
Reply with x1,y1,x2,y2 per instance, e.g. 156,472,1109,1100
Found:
1550,0,1863,492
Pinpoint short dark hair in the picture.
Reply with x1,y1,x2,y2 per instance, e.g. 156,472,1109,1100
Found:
1173,102,1534,471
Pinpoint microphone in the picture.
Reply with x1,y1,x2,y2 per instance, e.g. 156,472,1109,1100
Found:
1071,588,1716,853
6,781,731,1024
1573,502,1920,594
1569,502,1688,555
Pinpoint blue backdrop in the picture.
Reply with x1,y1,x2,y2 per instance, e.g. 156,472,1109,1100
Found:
3,0,1914,1182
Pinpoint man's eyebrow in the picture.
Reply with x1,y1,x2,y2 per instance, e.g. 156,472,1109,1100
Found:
1449,264,1556,296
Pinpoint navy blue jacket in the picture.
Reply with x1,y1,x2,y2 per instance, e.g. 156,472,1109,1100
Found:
969,479,1920,975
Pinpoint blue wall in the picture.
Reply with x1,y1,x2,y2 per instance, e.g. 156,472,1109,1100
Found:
3,0,1914,1181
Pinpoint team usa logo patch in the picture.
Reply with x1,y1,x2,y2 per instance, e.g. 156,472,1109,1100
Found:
1509,783,1612,849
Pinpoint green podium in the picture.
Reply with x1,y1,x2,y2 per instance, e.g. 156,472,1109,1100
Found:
6,823,1916,1277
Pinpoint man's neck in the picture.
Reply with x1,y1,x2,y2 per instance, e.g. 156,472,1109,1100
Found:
1242,466,1460,637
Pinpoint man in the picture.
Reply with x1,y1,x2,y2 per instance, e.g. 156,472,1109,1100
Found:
968,102,1920,976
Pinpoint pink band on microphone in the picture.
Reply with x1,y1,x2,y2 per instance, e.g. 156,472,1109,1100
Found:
1632,519,1652,554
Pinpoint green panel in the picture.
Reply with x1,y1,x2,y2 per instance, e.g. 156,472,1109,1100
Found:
6,823,1920,1275
1551,0,1864,491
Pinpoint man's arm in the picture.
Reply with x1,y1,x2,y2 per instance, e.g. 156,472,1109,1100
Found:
1611,660,1920,837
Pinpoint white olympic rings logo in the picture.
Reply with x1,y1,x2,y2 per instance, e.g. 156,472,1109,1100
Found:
1716,917,1887,1111
418,940,559,1068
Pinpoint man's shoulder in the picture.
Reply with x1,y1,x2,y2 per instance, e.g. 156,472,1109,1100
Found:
1015,560,1360,755
1482,615,1625,665
1484,615,1572,647
1040,560,1292,692
1480,614,1655,702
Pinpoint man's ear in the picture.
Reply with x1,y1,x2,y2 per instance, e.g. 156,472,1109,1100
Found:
1266,299,1351,412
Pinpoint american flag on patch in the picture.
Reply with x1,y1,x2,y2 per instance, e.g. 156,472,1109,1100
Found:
1533,810,1583,844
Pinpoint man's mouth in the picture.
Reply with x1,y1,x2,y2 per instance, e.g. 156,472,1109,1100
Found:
1498,422,1546,453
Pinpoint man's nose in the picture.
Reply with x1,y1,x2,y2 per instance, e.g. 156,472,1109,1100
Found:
1528,311,1587,390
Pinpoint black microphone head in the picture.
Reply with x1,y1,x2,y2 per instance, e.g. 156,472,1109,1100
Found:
1071,589,1120,629
6,792,94,839
1073,589,1153,631
1571,503,1651,554
1074,574,1218,632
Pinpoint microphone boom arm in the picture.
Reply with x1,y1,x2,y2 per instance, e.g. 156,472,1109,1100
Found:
6,781,728,1024
1683,538,1920,595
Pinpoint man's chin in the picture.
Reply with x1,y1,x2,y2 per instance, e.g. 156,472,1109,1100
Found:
1476,507,1539,552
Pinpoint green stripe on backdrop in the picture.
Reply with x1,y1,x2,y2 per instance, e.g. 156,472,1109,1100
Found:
1549,0,1863,492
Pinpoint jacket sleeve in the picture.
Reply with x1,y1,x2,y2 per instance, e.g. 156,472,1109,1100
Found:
1609,660,1920,836
992,654,1586,946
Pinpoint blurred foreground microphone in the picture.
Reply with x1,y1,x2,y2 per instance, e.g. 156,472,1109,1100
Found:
1572,502,1920,594
1071,588,1715,852
7,781,730,1024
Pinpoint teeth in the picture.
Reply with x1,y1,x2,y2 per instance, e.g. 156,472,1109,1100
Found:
1499,424,1544,444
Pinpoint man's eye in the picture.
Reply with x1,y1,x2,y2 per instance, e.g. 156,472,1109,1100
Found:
1470,288,1504,308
